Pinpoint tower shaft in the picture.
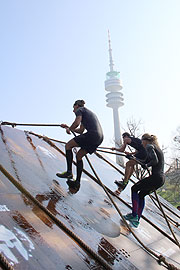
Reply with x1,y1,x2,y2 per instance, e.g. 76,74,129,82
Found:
105,31,124,166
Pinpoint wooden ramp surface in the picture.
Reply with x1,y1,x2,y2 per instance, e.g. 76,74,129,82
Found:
0,126,180,270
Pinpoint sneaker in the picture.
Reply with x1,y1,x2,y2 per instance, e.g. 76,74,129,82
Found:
56,171,73,179
129,220,139,228
67,179,80,188
114,180,127,189
128,215,139,228
123,213,134,220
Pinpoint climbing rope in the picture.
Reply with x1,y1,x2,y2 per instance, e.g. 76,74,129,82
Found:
68,129,180,269
137,161,180,247
1,122,62,128
1,123,180,269
97,146,114,150
0,252,15,270
29,130,180,269
149,195,180,228
96,148,126,157
0,163,112,270
153,190,180,246
28,130,180,245
95,151,180,229
1,120,179,218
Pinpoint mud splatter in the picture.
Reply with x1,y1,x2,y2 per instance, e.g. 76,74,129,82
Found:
98,237,123,265
88,199,93,204
0,126,21,181
65,265,72,270
99,207,110,218
24,131,46,172
12,210,41,239
104,199,112,207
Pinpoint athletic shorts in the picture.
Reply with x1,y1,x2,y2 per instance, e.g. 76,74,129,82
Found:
134,150,147,161
74,131,103,154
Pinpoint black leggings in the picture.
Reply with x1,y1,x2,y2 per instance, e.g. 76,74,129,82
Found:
131,174,164,219
132,174,164,199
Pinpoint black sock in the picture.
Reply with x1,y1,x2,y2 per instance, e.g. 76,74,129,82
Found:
76,160,83,182
66,149,73,172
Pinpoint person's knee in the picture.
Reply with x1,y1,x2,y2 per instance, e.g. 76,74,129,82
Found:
125,160,131,168
76,153,82,161
66,140,75,150
139,191,146,199
76,151,84,161
126,160,135,167
65,141,69,149
76,149,87,161
131,185,136,192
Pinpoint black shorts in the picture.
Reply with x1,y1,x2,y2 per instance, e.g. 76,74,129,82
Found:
134,150,147,161
74,131,103,154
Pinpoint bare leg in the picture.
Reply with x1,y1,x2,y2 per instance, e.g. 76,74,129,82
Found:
124,160,137,183
66,138,79,150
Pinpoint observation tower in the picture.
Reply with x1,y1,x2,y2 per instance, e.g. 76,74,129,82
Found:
105,31,124,166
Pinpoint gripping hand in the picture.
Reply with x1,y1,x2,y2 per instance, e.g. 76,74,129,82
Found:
141,163,148,170
125,154,134,160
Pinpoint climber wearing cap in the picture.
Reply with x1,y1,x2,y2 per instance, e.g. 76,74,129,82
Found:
112,132,147,190
123,133,165,227
56,100,103,189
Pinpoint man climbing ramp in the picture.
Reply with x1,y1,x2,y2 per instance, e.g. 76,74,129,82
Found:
112,132,147,190
56,100,104,189
124,133,165,228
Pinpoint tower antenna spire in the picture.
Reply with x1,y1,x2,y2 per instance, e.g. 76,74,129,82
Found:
108,30,114,72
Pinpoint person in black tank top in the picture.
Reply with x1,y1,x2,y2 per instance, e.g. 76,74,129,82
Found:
56,100,103,191
123,133,165,228
112,132,147,190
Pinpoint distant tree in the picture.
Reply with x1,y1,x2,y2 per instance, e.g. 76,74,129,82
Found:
125,117,144,138
166,126,180,172
173,126,180,166
158,126,180,207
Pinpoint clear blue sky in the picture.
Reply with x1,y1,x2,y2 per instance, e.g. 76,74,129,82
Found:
0,1,180,159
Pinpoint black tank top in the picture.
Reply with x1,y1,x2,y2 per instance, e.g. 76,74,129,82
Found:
129,137,145,152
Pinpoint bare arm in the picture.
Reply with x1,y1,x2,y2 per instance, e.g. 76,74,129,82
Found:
60,116,83,135
69,116,85,134
69,116,82,131
74,123,85,134
112,137,131,152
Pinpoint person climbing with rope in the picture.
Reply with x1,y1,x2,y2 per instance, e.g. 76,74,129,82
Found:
112,132,147,190
124,133,165,227
56,99,104,189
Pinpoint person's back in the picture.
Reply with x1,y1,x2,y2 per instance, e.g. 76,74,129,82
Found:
146,144,164,176
75,107,103,136
129,136,145,152
128,136,147,160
